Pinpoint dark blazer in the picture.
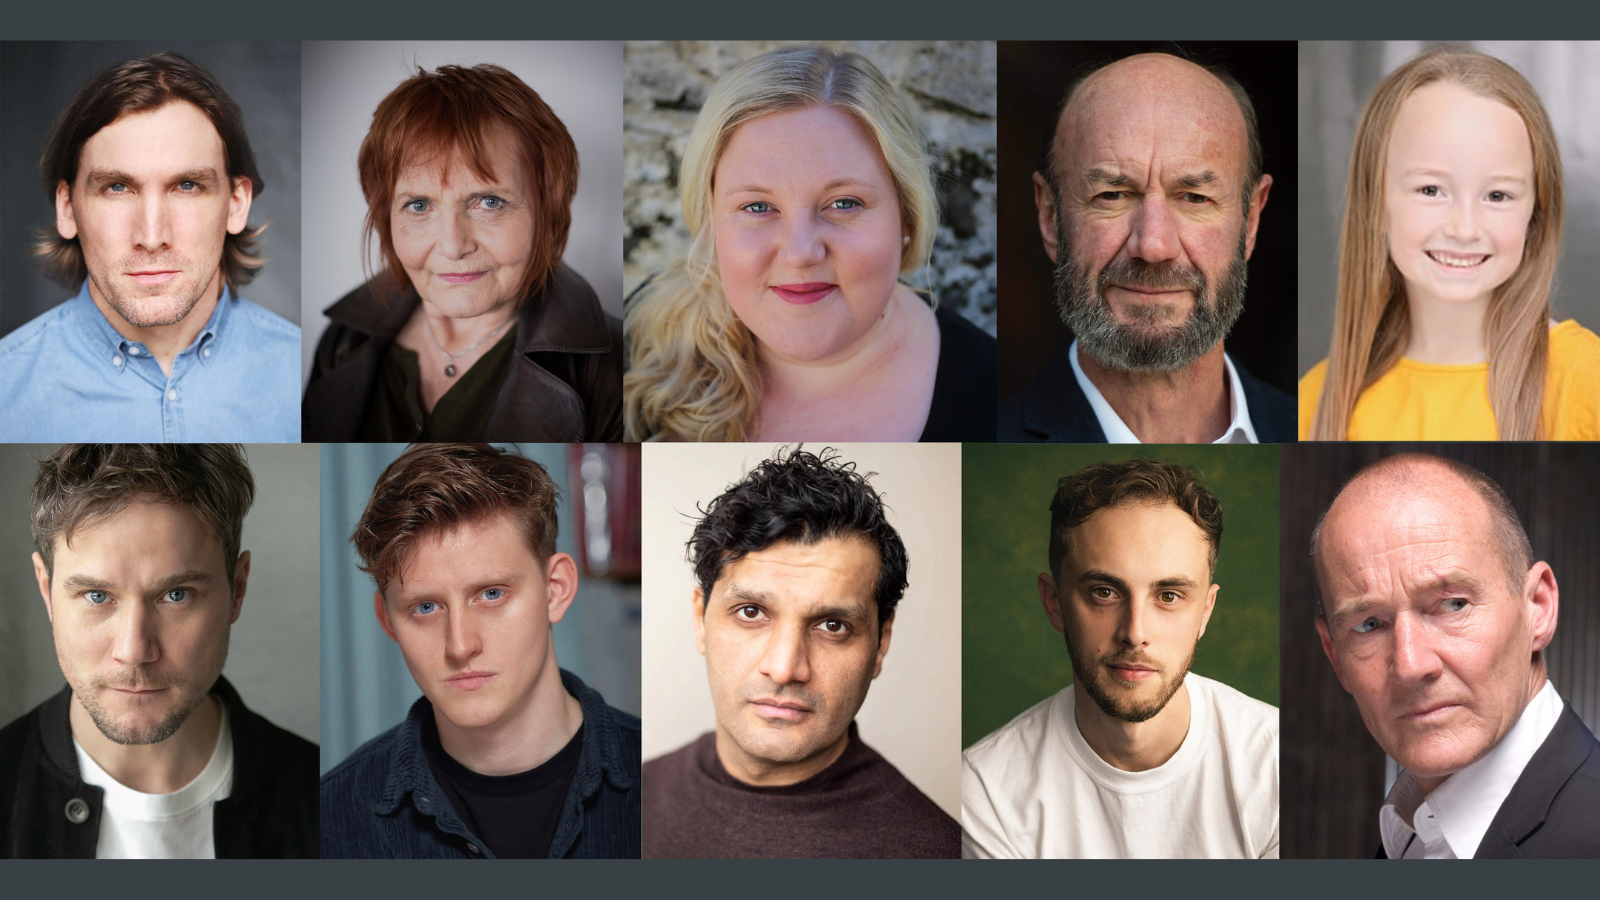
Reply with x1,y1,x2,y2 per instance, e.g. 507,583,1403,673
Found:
319,669,640,859
996,343,1297,443
303,263,623,441
1377,702,1600,859
0,676,319,858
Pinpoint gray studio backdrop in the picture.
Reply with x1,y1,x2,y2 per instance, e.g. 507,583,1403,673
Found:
319,443,641,776
1299,41,1600,375
0,41,302,336
624,40,998,336
300,42,625,389
0,444,320,744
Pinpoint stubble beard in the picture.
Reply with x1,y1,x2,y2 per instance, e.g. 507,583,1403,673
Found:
88,250,213,329
1052,205,1250,374
1066,632,1195,724
72,627,229,746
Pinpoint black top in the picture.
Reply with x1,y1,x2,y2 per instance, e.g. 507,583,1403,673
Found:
0,676,319,858
357,328,517,441
996,342,1298,443
421,715,584,860
921,306,997,441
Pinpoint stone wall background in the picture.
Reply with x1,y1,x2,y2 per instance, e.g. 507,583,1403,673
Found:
623,41,997,336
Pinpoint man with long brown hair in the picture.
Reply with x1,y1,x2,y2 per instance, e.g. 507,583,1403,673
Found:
0,52,299,442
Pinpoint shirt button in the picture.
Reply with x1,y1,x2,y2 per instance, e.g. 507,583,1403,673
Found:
167,388,179,401
112,355,123,366
203,348,212,358
128,346,141,356
467,843,480,855
65,798,90,824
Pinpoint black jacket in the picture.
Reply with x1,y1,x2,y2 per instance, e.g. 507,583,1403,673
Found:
1378,702,1600,859
997,343,1297,443
0,676,319,858
303,263,624,441
319,669,641,858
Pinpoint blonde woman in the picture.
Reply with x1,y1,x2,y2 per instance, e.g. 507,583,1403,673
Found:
624,46,997,442
1301,47,1600,440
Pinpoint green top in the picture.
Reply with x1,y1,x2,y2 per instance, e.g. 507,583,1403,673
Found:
357,329,518,441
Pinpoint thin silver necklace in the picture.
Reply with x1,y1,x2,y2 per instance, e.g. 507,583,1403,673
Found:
422,314,514,377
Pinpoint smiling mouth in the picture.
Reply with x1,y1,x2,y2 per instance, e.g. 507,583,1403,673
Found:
438,271,488,284
770,283,837,305
1426,251,1490,270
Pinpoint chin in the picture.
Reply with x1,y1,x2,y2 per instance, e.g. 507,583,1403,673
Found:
431,693,510,731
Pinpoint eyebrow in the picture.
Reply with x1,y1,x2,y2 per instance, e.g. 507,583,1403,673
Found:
60,569,215,595
1176,171,1219,189
83,166,220,191
1076,569,1199,594
1328,571,1489,625
1402,167,1530,186
1084,168,1132,187
724,178,874,196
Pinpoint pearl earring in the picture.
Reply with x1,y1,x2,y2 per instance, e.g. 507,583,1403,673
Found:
903,235,910,245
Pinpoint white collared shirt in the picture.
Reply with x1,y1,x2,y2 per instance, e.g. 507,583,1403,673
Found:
1379,680,1564,859
1068,339,1258,443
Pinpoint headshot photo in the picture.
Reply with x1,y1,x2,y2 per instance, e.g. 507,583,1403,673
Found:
1282,443,1600,858
962,444,1280,858
300,42,624,442
995,41,1297,444
639,443,961,858
318,443,641,859
0,42,302,442
1299,42,1600,441
0,444,319,858
622,41,998,442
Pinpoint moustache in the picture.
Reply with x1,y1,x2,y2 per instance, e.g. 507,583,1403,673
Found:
1098,257,1207,297
95,670,178,692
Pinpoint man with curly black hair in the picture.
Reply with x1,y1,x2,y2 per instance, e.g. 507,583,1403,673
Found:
642,447,958,859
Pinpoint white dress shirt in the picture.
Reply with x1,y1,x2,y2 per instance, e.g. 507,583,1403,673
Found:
1379,680,1564,859
1069,339,1258,443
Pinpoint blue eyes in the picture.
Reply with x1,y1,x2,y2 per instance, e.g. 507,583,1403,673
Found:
412,588,505,617
482,588,504,601
402,197,506,214
1353,616,1381,634
479,196,505,210
164,588,190,603
404,200,429,213
739,198,862,214
1441,598,1468,612
1350,599,1468,634
83,588,191,605
414,601,439,616
86,590,110,605
741,202,773,214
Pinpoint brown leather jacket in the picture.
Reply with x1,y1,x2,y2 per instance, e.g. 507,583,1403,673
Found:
303,263,623,441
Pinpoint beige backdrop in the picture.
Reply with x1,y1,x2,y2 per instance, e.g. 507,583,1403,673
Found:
641,442,961,818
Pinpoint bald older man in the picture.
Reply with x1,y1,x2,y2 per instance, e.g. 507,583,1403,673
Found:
1312,453,1600,859
998,52,1295,444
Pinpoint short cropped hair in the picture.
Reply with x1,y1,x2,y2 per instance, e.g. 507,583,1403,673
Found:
32,444,256,586
688,447,908,629
1309,453,1534,619
32,52,266,289
358,64,579,303
1049,459,1223,579
353,443,562,592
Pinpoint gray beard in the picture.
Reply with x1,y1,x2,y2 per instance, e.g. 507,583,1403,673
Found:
1052,212,1249,373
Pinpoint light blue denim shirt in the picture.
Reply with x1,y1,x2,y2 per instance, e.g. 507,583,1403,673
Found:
0,282,300,441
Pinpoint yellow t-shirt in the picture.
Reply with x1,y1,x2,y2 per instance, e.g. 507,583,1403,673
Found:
1298,320,1600,440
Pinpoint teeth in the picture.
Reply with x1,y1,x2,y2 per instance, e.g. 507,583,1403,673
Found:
1428,251,1489,268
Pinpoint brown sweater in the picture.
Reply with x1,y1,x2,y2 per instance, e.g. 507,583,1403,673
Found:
642,724,959,859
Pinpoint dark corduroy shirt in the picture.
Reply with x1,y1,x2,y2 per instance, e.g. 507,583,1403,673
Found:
320,669,640,858
642,724,959,859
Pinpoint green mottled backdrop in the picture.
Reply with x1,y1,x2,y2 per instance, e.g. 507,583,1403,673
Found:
963,444,1279,748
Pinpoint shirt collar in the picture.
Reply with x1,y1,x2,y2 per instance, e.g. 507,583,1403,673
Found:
1379,680,1564,859
1068,340,1258,444
68,280,235,368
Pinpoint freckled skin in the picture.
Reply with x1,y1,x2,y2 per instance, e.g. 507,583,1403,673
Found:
692,537,893,786
1315,463,1558,790
1034,54,1270,335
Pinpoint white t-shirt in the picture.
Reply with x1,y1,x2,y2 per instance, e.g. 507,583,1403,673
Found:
73,705,235,859
961,673,1279,858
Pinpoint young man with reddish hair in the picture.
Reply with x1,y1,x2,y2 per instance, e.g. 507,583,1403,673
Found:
319,443,639,858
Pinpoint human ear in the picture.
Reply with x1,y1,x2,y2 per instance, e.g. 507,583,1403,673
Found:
33,552,54,623
226,175,254,235
374,589,398,643
871,612,894,679
692,586,707,656
55,180,78,240
229,550,250,623
1315,615,1351,693
1243,174,1273,260
543,552,579,625
1033,171,1060,264
1037,572,1065,633
1197,583,1219,641
1522,561,1559,655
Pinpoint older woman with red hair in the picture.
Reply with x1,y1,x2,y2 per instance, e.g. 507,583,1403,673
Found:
303,64,622,441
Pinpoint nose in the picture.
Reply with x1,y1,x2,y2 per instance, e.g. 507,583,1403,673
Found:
757,622,812,686
112,599,160,668
1126,195,1181,264
1444,196,1481,242
1115,597,1148,649
1391,611,1442,685
778,211,827,270
438,209,478,260
444,605,483,664
132,194,174,253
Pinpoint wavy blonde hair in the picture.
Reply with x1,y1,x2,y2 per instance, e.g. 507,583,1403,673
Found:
1311,47,1563,441
624,45,939,442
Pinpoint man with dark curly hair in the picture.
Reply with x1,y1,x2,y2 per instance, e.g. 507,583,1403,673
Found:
642,447,958,859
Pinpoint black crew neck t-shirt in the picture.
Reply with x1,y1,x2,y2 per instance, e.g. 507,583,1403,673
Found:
421,715,584,859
